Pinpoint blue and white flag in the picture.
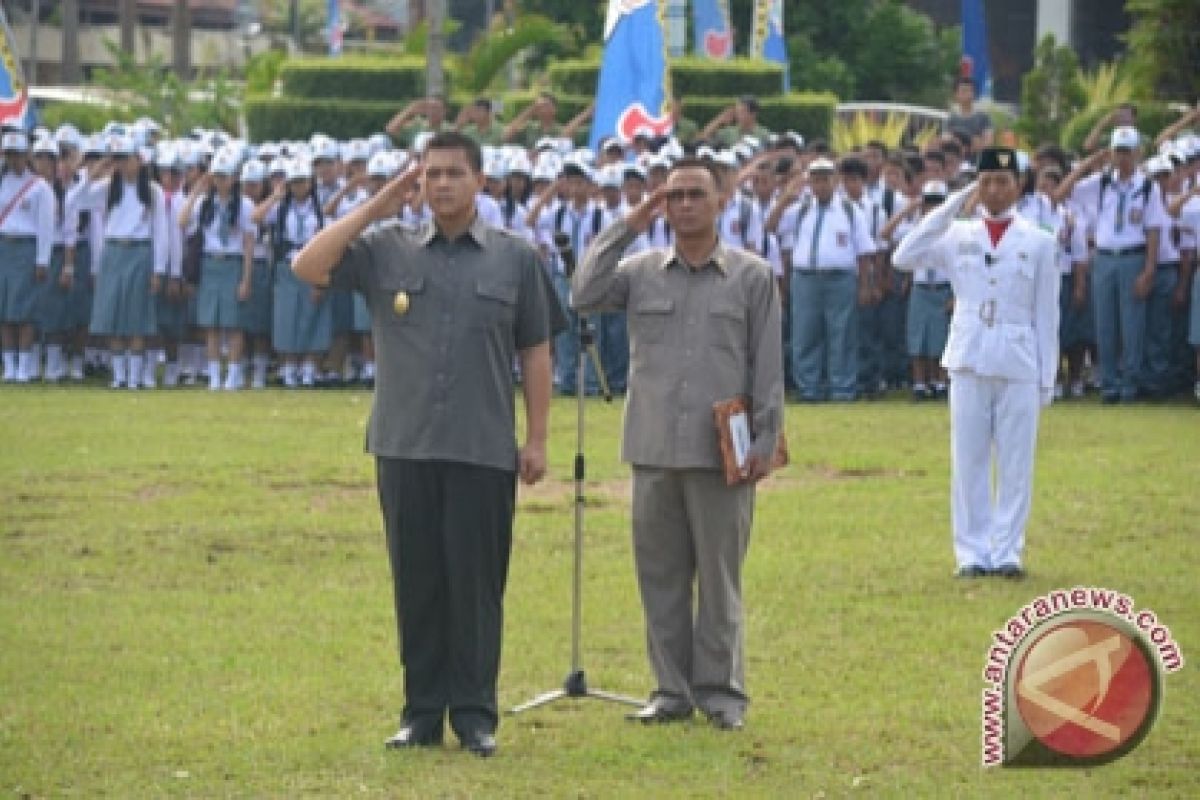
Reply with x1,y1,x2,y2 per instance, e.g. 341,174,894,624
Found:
328,0,343,56
961,0,991,98
0,7,32,129
590,0,674,149
692,0,733,60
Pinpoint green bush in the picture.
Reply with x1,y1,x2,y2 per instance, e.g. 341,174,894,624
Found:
1059,103,1182,153
278,57,445,102
547,58,787,99
245,96,399,141
37,101,135,133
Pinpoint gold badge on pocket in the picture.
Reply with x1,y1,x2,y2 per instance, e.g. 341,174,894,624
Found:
393,291,410,315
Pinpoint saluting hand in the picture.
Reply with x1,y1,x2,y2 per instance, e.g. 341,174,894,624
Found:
368,164,421,221
625,185,669,234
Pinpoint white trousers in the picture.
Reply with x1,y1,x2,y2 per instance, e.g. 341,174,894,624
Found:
948,371,1040,570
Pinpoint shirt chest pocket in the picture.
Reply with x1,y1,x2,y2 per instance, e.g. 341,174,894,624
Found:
471,279,518,330
379,274,427,327
707,300,745,354
630,297,675,344
1007,258,1036,303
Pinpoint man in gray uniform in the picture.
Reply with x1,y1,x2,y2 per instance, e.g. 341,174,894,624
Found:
293,132,558,758
573,158,784,730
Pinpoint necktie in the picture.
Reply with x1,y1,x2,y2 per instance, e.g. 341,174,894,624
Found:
1114,188,1126,234
809,203,826,269
218,201,231,248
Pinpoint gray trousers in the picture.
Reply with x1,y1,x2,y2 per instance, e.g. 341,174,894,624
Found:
631,466,755,717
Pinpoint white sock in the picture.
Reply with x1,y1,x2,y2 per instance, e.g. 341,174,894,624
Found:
208,360,222,390
282,362,298,387
128,353,144,389
27,343,41,379
46,345,64,380
70,354,84,380
16,350,32,381
301,360,317,386
251,354,269,388
142,354,156,387
110,354,127,387
224,362,242,390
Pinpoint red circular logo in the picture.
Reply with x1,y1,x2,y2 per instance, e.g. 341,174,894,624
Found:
1014,619,1157,759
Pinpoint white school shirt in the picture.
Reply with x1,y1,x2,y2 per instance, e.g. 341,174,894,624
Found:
80,178,169,275
1016,191,1056,234
1177,196,1200,255
161,188,184,278
315,178,343,207
779,196,876,271
844,191,887,254
0,168,56,266
53,181,84,249
335,187,371,219
476,193,504,228
186,194,256,257
1070,169,1169,251
1051,204,1089,276
497,198,534,242
536,200,609,276
1157,191,1187,264
243,193,271,262
266,196,323,262
718,193,764,253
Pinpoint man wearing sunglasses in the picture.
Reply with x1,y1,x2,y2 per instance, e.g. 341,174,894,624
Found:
573,158,784,732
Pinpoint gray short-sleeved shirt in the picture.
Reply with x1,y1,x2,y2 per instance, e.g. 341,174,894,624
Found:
330,214,558,472
947,109,992,142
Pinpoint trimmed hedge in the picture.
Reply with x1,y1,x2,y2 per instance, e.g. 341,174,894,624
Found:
1059,103,1181,153
245,96,399,141
548,57,787,99
499,91,836,142
38,101,135,133
278,57,450,103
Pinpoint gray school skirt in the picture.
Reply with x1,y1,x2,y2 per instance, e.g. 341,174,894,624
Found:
89,239,157,338
0,235,38,324
34,245,73,334
272,258,331,354
352,291,371,334
67,242,93,330
238,258,272,336
906,283,952,358
196,253,245,329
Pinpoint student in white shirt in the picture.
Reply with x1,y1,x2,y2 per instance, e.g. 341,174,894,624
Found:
238,159,276,389
30,137,81,382
253,158,330,388
0,131,56,383
79,136,169,390
150,146,187,387
179,149,256,390
1037,167,1091,399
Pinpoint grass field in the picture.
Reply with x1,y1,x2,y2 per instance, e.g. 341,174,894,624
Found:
1,386,1197,798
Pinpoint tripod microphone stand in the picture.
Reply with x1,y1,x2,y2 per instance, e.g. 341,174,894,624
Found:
511,311,642,714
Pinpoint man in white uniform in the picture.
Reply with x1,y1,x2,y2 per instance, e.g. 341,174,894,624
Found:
893,147,1059,578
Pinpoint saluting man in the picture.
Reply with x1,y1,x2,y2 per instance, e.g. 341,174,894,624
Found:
893,147,1060,578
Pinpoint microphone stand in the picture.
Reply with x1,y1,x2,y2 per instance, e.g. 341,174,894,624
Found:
510,246,641,715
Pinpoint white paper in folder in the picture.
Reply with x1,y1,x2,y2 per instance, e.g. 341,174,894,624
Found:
728,410,751,470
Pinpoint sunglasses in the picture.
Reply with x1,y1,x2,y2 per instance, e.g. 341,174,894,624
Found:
665,187,710,204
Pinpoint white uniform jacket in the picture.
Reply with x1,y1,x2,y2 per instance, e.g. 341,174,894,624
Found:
893,182,1060,396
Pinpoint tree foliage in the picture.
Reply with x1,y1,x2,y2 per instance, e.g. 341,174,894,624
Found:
90,40,239,133
1124,0,1200,103
1017,35,1086,147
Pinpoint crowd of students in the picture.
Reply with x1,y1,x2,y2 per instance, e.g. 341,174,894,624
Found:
1,88,1197,403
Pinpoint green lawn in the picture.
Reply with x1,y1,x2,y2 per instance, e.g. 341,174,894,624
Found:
1,387,1197,798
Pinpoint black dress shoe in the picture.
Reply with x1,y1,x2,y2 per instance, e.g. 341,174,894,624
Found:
955,565,988,579
626,700,694,724
994,564,1026,580
384,720,443,749
704,710,745,731
458,729,497,758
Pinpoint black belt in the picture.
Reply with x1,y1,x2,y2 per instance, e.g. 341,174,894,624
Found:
106,237,150,246
0,233,34,242
208,253,243,261
915,282,952,289
1157,261,1179,269
1097,246,1146,257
